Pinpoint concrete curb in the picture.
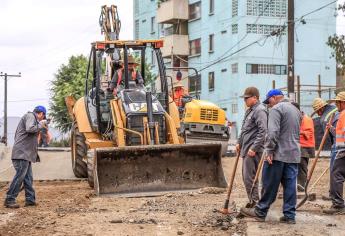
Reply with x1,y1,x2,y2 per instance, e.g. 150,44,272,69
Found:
38,147,71,152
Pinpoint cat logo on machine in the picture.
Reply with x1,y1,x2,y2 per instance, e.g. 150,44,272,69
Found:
129,103,159,112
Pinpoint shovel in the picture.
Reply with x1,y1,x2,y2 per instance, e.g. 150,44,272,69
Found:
247,152,265,206
219,153,240,214
296,113,334,209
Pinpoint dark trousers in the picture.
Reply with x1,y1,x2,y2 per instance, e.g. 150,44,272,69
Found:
255,160,298,220
297,157,309,191
330,157,345,208
242,153,262,202
5,159,35,204
328,145,337,197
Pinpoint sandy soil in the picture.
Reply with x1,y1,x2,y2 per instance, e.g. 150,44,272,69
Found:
0,154,344,236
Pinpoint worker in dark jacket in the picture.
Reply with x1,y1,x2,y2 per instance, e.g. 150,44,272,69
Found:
4,106,46,208
236,87,267,207
312,98,338,200
240,89,302,224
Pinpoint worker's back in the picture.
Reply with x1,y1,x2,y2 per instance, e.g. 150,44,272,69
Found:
266,99,302,163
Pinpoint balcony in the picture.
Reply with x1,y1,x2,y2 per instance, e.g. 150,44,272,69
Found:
161,34,189,58
157,0,189,24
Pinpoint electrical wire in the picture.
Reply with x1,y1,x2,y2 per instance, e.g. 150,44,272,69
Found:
186,0,337,77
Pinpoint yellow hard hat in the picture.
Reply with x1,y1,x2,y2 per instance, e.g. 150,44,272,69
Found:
328,91,345,102
312,98,327,112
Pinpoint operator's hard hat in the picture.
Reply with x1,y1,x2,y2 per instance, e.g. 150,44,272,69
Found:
312,98,327,112
174,82,184,88
120,54,139,65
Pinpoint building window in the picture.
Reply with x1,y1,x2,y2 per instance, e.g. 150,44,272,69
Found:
232,24,238,34
189,74,201,93
189,2,201,20
246,24,286,35
189,38,201,56
208,72,215,91
209,34,214,52
134,0,139,14
247,0,287,17
232,104,238,114
135,20,139,39
209,0,215,14
231,63,238,74
232,0,238,17
151,16,155,33
246,64,287,75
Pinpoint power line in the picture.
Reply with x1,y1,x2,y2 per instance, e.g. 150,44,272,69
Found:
188,0,337,77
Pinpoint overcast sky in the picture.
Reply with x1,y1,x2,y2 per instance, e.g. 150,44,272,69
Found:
0,0,133,119
0,0,345,119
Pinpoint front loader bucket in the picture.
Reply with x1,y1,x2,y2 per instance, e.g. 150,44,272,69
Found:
94,143,227,195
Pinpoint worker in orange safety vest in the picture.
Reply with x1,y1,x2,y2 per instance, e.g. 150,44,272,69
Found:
173,82,188,107
324,91,345,215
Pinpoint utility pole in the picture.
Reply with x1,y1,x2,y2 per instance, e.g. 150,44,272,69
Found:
287,0,295,101
0,72,21,146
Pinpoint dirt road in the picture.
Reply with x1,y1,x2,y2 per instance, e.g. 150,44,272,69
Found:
0,150,344,235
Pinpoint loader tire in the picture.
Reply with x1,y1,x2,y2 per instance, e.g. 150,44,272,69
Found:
71,124,87,178
87,151,94,188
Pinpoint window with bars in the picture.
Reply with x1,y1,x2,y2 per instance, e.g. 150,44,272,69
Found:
209,34,214,52
208,72,215,91
189,38,201,56
189,74,201,93
246,24,286,35
232,24,238,34
246,64,287,75
135,20,139,39
189,2,201,20
134,0,139,14
231,63,238,74
232,0,238,17
247,0,287,17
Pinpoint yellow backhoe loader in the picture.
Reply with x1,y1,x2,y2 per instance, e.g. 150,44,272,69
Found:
65,6,227,195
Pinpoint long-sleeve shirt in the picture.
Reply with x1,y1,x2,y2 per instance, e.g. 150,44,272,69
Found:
300,114,315,148
237,102,268,157
320,104,338,145
11,112,41,162
264,99,302,163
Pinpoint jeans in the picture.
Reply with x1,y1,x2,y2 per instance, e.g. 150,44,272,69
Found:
5,159,35,204
255,160,298,220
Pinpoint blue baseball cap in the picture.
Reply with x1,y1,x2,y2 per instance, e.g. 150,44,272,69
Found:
34,105,47,117
263,89,284,104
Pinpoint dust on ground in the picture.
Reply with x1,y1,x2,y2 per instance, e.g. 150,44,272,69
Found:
0,157,344,236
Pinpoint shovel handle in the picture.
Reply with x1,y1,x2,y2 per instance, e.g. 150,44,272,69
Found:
307,113,334,181
225,153,240,201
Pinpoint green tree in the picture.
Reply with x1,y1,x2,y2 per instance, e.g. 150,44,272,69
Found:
133,55,156,86
49,55,88,132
